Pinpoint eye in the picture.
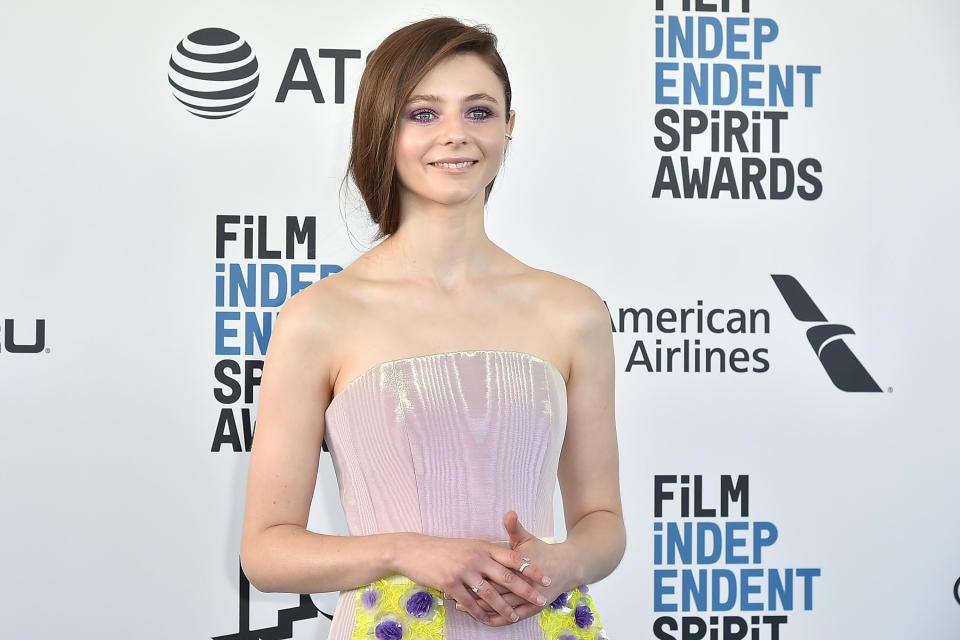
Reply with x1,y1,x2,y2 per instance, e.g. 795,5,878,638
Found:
410,108,436,122
468,107,494,120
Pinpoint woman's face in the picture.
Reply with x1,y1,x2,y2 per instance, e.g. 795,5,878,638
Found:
394,52,515,208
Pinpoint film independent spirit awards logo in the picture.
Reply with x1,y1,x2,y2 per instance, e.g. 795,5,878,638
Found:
168,27,260,119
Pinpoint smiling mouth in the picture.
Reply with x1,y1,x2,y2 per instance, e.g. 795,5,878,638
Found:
429,161,478,169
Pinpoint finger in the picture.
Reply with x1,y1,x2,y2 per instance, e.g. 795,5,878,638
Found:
482,558,548,609
455,590,518,621
503,510,524,547
470,590,528,614
488,582,532,598
489,545,552,590
467,597,496,614
468,572,520,623
483,601,546,626
480,578,534,596
469,588,528,607
458,596,543,626
490,545,551,587
504,509,532,537
452,584,492,624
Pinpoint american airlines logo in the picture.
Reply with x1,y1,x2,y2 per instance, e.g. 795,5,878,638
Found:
771,274,881,392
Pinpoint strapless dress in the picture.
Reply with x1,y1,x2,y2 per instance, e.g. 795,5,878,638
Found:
322,350,609,639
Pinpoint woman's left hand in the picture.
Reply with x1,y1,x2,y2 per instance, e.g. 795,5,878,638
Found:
458,510,578,622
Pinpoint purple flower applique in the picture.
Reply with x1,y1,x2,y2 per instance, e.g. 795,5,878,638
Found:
578,584,589,594
405,590,434,618
550,591,571,610
361,586,380,610
374,618,404,640
574,603,595,629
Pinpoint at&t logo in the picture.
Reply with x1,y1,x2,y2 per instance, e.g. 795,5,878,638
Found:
168,27,260,119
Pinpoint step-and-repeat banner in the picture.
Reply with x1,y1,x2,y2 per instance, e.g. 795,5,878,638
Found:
2,1,958,638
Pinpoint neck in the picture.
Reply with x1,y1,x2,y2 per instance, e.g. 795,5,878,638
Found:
381,187,496,292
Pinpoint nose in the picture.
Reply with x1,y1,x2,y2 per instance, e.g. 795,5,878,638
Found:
441,115,468,143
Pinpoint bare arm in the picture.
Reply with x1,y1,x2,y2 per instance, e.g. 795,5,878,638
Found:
555,285,627,586
239,285,403,593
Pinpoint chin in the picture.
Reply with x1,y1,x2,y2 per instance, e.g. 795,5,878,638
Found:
422,187,484,205
400,181,487,207
433,194,478,206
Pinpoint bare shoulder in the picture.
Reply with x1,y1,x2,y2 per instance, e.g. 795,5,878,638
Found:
528,267,611,342
276,274,341,340
510,265,612,383
269,271,354,383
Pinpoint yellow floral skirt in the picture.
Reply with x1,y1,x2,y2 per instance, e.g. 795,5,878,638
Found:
351,573,609,640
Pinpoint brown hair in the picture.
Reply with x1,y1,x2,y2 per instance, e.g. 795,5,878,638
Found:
343,17,513,241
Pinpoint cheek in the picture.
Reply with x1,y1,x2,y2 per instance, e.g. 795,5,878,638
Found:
396,125,429,165
394,141,415,171
478,129,507,156
480,136,507,170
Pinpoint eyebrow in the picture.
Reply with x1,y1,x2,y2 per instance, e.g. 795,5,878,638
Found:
405,92,500,106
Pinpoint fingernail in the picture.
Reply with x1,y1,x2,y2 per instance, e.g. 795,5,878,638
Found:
542,576,551,586
510,612,519,622
537,595,547,605
456,603,462,610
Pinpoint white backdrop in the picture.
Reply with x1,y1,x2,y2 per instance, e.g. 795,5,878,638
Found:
1,1,958,638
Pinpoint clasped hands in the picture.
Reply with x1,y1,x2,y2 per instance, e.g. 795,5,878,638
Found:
401,509,574,626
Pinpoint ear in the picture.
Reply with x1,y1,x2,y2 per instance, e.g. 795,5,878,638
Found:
507,109,516,137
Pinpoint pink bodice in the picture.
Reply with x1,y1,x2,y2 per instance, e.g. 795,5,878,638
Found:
322,350,568,639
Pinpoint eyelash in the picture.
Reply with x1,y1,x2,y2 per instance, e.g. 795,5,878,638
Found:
409,107,495,123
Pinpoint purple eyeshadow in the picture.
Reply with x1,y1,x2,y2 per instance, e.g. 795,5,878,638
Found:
409,107,495,122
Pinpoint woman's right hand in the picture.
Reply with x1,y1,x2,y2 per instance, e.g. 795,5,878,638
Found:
393,533,552,626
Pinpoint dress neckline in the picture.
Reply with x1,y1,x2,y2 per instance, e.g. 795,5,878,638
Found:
326,349,566,413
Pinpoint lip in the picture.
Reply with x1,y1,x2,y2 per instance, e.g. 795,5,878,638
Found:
430,157,477,163
428,159,478,174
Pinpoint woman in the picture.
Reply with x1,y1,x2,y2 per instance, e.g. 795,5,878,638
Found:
240,16,625,639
